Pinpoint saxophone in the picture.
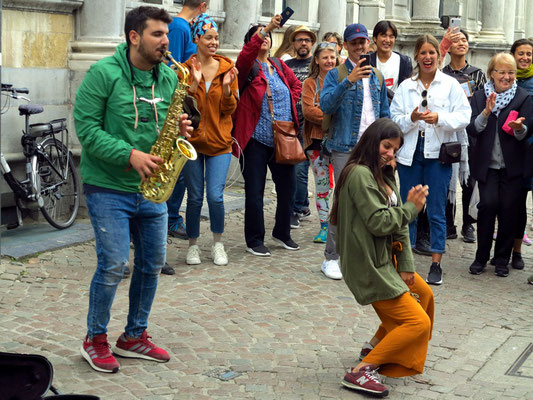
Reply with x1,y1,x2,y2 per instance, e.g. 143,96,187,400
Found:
140,51,197,203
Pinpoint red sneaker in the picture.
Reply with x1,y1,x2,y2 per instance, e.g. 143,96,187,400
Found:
342,365,389,397
80,334,120,373
112,331,170,362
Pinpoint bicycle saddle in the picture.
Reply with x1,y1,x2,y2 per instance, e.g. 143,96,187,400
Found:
19,104,44,116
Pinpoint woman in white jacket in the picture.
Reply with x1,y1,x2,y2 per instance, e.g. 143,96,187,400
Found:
390,34,471,285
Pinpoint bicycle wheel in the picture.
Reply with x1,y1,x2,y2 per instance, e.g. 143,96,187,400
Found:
38,137,80,229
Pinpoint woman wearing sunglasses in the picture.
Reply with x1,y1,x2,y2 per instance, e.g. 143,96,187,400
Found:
390,34,471,285
301,42,340,253
467,52,533,278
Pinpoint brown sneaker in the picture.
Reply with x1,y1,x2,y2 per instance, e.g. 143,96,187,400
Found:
342,364,389,397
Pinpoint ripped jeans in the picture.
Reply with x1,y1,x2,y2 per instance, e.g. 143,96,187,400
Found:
85,191,167,339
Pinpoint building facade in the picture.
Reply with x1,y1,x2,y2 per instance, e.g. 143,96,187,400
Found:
1,0,532,212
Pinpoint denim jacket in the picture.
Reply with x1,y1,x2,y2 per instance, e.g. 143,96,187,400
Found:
320,61,390,153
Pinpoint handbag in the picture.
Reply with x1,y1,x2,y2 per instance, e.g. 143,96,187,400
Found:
435,129,461,164
438,141,462,164
265,81,306,165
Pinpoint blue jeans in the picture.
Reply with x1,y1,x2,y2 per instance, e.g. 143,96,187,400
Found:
85,191,167,339
292,136,310,214
397,137,452,254
183,152,231,239
166,174,185,226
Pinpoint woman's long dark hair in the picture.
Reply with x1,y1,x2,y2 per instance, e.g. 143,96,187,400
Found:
329,118,404,225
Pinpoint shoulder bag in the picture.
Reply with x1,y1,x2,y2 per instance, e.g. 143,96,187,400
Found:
265,80,306,164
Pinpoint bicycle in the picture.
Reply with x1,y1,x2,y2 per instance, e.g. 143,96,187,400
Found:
1,83,79,229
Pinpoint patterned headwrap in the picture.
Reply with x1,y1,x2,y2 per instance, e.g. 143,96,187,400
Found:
190,13,218,41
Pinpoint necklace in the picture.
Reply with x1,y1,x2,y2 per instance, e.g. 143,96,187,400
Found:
419,79,432,89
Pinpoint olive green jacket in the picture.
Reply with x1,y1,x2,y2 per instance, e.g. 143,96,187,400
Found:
337,165,419,305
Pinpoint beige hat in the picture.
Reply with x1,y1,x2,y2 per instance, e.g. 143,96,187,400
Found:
289,25,317,44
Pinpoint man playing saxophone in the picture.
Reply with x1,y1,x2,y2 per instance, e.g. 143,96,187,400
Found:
74,6,193,373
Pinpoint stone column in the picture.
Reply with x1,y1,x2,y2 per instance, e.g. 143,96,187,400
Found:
515,0,526,40
409,0,441,31
346,0,359,26
384,0,411,27
69,0,126,71
78,0,125,42
478,0,506,42
525,0,533,38
358,0,386,32
318,0,346,39
221,0,260,49
502,0,517,44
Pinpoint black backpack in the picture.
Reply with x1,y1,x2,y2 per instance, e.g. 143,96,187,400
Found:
240,57,283,94
442,65,481,98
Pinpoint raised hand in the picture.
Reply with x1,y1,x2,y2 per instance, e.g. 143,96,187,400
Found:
347,63,372,83
406,184,429,211
483,92,497,116
508,116,525,132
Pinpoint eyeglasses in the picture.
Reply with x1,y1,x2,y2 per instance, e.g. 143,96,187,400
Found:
421,90,428,108
295,38,313,44
493,69,516,77
318,42,337,49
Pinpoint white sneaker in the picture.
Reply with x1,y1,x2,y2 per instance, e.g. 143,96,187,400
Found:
211,242,228,266
186,245,201,265
321,259,342,280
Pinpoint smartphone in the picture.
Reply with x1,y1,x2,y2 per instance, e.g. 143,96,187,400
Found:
359,54,371,68
450,17,461,30
280,6,294,27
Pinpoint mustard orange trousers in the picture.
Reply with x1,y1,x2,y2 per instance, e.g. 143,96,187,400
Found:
363,272,434,377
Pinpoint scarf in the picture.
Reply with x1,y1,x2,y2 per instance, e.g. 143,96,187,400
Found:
484,80,517,117
516,64,533,80
190,13,218,42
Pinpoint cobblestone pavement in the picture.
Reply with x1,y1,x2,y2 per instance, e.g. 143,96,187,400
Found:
1,184,533,399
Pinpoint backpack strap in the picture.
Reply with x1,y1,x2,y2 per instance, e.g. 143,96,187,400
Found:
241,57,284,94
372,67,384,88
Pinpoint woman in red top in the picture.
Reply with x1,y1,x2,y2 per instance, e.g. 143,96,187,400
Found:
232,15,302,256
181,14,239,266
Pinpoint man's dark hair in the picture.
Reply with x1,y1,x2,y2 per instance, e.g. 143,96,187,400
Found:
124,6,172,46
372,20,398,40
459,29,469,42
511,38,533,54
184,0,208,7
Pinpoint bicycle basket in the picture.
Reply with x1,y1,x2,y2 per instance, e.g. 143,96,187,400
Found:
29,118,67,139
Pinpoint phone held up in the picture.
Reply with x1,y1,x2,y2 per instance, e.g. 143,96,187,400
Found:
280,7,294,27
440,15,461,30
358,54,371,69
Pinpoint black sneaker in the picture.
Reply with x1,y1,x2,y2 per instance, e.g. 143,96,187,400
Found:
446,225,458,239
511,251,525,270
426,262,443,285
161,263,175,275
461,224,476,243
495,264,509,277
168,221,188,240
413,236,432,256
271,235,300,250
297,207,312,221
290,214,300,229
246,245,271,256
469,261,486,275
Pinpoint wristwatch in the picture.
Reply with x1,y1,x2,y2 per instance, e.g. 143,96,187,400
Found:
259,28,268,37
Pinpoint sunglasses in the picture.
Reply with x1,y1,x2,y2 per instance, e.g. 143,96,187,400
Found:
318,42,337,49
421,90,428,108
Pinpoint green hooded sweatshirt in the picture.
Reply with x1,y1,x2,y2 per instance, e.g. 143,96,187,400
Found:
74,42,178,192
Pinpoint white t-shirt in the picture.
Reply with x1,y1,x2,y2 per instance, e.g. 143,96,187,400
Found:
376,52,401,92
347,58,376,138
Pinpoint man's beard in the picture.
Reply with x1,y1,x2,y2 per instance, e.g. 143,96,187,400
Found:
297,47,310,58
138,40,163,66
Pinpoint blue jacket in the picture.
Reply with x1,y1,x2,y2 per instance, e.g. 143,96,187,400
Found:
320,60,390,153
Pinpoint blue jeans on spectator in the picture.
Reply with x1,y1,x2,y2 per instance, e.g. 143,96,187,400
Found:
240,138,295,248
183,152,231,239
85,191,167,339
292,136,310,214
397,137,452,254
166,174,185,227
